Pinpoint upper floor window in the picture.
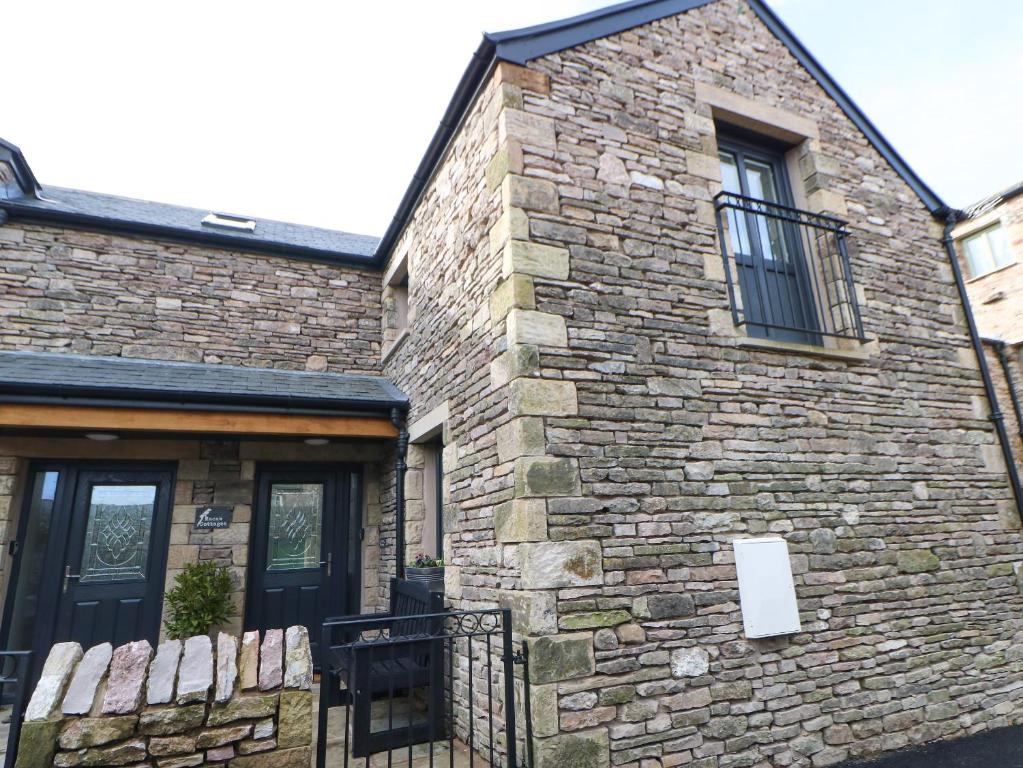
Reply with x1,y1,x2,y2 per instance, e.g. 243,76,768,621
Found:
714,132,864,346
962,224,1011,278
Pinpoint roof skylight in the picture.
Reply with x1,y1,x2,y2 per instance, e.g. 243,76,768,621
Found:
201,212,256,232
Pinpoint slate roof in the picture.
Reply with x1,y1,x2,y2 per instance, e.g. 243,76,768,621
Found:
0,351,407,413
3,185,379,264
0,138,379,265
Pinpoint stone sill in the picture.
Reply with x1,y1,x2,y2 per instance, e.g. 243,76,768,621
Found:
381,328,410,364
966,260,1017,284
736,335,873,362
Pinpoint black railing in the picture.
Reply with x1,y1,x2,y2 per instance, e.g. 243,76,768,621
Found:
0,651,32,768
318,606,528,768
714,192,866,343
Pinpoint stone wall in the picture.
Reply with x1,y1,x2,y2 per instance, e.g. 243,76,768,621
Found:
16,627,312,768
0,223,382,373
466,1,1023,767
379,61,527,757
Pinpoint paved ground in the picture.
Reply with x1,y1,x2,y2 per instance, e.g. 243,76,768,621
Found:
840,725,1023,768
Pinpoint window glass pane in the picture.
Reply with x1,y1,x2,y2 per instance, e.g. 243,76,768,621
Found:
267,483,323,571
988,225,1011,269
80,485,156,584
965,229,996,276
7,471,59,649
745,160,788,263
718,151,750,257
718,151,742,195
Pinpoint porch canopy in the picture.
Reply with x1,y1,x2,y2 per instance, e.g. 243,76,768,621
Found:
0,351,407,438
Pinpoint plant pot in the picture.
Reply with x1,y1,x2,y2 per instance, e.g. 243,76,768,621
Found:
405,566,445,592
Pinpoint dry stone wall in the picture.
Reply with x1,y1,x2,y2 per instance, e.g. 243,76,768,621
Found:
16,627,313,768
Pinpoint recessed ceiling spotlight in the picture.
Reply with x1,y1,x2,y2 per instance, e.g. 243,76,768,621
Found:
85,432,119,442
304,438,329,446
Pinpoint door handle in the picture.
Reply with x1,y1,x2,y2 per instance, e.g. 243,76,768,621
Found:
319,553,332,577
63,566,81,594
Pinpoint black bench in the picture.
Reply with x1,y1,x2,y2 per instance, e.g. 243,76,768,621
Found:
320,579,446,759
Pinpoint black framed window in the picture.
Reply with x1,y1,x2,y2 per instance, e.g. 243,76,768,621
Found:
717,132,820,344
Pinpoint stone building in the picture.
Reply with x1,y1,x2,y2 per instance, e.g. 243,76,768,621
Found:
952,182,1023,471
1,1,1023,767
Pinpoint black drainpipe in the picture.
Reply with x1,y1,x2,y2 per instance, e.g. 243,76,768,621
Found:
391,407,410,580
983,337,1023,444
941,214,1023,521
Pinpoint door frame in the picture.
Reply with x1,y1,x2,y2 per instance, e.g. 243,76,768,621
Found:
0,460,175,677
717,132,821,344
243,463,363,636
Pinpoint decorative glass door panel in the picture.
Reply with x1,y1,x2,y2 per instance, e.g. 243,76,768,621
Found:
79,485,156,583
267,483,323,571
247,467,361,666
1,465,173,688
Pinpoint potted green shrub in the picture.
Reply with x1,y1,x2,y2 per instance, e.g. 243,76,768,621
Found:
164,561,234,639
406,553,445,592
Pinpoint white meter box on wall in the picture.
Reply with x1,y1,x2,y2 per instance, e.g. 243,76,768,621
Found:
733,537,801,638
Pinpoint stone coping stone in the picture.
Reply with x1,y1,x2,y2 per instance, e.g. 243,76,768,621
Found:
26,642,83,721
257,630,283,691
283,626,312,690
147,640,182,706
176,635,213,704
102,640,153,714
62,644,112,716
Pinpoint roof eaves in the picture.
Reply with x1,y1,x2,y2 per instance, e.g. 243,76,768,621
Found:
485,0,714,64
744,0,948,217
0,198,379,269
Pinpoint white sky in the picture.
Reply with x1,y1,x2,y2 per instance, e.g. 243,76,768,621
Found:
5,0,1022,236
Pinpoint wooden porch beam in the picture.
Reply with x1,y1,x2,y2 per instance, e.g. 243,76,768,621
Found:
0,403,397,439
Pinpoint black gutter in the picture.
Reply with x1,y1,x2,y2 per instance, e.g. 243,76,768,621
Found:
0,393,402,420
983,337,1023,444
942,215,1023,522
0,202,378,270
0,382,407,414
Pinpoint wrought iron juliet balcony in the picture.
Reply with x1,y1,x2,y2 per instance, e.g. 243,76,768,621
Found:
713,192,866,345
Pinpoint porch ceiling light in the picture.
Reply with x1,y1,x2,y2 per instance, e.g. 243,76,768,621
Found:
304,437,329,446
85,432,119,441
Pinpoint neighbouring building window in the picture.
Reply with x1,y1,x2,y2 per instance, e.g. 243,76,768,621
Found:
963,224,1011,278
420,441,443,560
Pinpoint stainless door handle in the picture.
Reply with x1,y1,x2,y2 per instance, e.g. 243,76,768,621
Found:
63,566,81,594
319,553,332,577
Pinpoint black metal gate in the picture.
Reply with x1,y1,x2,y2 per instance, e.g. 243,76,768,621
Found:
0,651,33,768
317,606,531,768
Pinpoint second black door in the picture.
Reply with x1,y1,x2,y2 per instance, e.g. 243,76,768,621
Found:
245,466,361,663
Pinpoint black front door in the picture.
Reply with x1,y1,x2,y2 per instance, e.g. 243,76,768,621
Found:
718,137,819,344
1,463,174,683
246,466,361,663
